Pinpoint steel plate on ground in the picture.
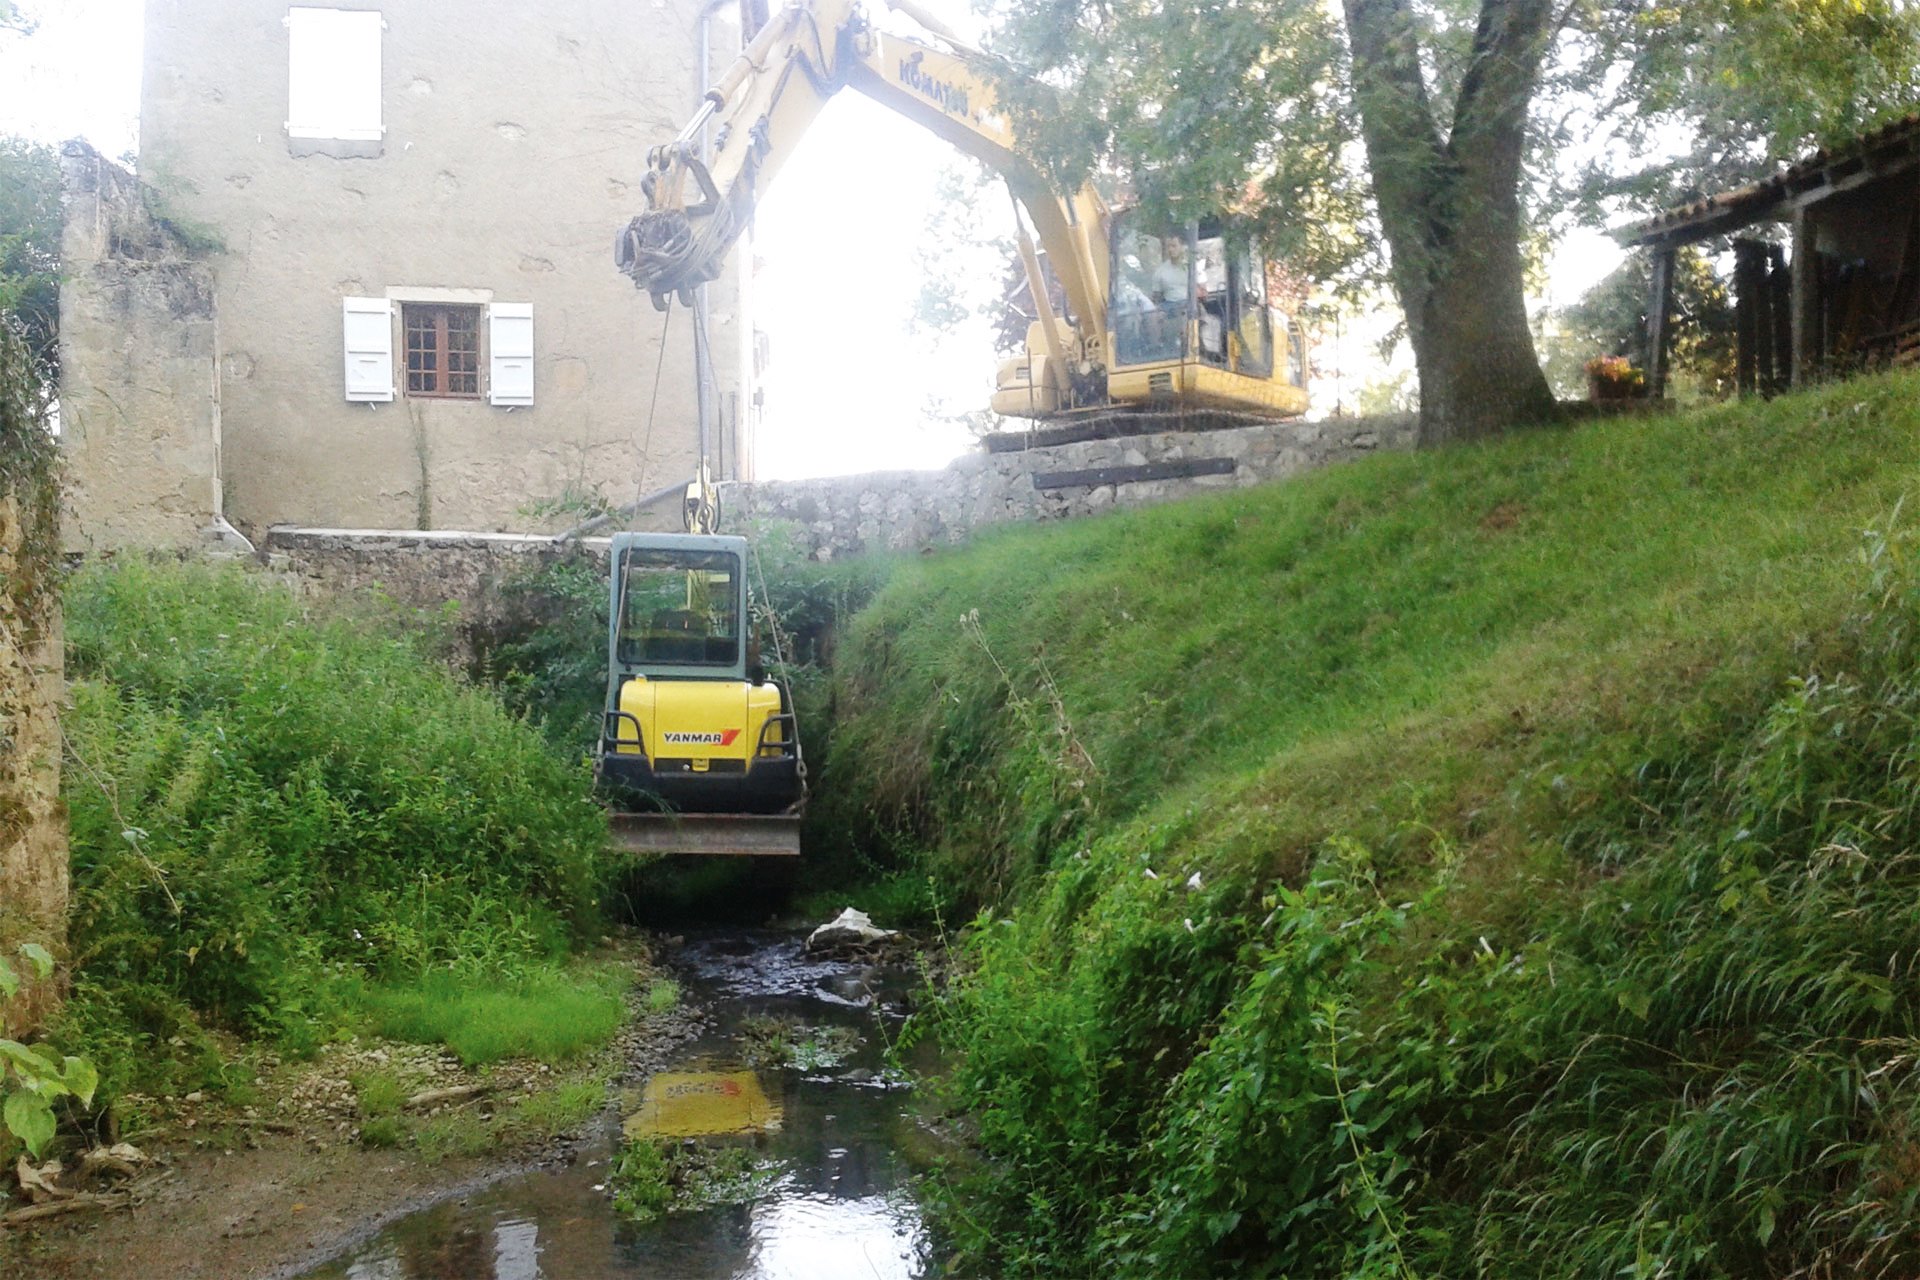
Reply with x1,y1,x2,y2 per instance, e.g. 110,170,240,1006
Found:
610,811,803,857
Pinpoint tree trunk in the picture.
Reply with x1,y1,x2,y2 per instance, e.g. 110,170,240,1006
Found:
1343,0,1561,445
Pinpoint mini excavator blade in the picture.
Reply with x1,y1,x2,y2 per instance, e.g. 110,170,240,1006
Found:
609,810,802,857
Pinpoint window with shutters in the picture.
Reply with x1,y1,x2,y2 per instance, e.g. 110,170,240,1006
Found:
402,303,482,399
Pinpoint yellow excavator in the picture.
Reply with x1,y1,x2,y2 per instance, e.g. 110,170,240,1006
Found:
598,0,1312,856
616,0,1311,424
597,468,808,857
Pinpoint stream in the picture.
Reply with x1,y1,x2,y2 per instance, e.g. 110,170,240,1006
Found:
297,932,934,1280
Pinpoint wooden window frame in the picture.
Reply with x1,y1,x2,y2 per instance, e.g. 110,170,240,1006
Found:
402,302,483,400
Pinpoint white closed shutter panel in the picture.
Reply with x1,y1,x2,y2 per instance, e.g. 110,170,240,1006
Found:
489,303,534,406
342,296,393,402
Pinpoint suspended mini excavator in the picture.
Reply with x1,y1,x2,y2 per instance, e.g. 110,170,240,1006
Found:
596,471,807,858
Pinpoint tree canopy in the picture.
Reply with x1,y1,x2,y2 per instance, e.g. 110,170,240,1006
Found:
0,137,60,393
982,0,1920,439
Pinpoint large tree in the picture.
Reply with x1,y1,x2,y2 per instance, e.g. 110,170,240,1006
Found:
986,0,1920,444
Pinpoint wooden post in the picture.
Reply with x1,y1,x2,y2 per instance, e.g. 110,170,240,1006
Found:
1790,208,1821,386
1645,247,1675,401
1734,238,1765,397
1767,245,1792,396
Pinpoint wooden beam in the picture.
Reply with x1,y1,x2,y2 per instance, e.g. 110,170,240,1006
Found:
1645,247,1675,400
1734,238,1766,397
1032,457,1236,490
1791,209,1820,385
1768,244,1792,396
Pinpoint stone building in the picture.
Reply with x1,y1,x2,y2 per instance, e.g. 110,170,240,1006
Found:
61,0,753,550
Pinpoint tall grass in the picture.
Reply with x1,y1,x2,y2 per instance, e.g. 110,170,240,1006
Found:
58,560,611,1094
357,967,628,1065
821,372,1920,1275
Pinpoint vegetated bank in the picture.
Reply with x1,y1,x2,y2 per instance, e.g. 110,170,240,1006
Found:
40,560,636,1155
816,372,1920,1277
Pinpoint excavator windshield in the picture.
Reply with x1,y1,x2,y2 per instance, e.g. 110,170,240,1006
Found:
617,548,741,667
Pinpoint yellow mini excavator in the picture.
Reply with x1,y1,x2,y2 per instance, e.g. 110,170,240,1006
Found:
617,0,1310,427
595,479,806,857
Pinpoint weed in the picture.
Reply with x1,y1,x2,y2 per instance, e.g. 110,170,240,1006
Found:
822,372,1920,1275
737,1016,862,1072
643,979,680,1014
359,1116,406,1149
507,1078,606,1138
55,560,612,1098
349,1070,410,1118
358,965,627,1066
413,1112,493,1162
609,1138,782,1222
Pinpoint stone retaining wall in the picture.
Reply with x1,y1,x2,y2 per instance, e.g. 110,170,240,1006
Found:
723,415,1415,559
265,416,1414,616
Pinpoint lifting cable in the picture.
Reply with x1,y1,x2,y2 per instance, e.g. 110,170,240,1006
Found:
750,539,808,784
634,296,676,509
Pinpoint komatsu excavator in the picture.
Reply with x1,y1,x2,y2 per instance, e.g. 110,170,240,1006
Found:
616,0,1310,425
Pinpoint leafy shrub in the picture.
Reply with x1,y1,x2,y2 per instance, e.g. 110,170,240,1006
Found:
58,560,611,1082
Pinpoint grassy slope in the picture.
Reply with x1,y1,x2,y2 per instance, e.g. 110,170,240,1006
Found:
820,373,1920,1276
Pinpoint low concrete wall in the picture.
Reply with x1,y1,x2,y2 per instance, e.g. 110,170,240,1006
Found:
724,415,1415,559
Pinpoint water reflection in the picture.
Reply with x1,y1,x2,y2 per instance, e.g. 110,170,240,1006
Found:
301,933,931,1280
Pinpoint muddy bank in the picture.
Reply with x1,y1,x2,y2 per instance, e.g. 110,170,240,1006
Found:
1,941,704,1280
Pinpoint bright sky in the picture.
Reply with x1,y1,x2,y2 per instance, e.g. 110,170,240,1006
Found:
0,1,1622,481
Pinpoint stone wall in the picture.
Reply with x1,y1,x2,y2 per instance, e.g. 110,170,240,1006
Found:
0,332,66,1034
724,415,1416,559
58,141,229,554
265,528,611,662
263,416,1414,624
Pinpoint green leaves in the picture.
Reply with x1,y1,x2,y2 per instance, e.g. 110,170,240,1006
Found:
4,1088,54,1158
0,944,96,1156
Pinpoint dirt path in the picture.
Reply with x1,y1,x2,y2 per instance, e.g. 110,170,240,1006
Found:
1,949,706,1280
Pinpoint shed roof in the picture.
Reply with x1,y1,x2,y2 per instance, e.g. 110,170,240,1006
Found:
1619,112,1920,249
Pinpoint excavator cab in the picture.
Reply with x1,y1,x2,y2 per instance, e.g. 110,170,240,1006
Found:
597,532,805,856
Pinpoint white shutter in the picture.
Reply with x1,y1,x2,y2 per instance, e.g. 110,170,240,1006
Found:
489,303,534,406
287,8,384,141
342,296,393,402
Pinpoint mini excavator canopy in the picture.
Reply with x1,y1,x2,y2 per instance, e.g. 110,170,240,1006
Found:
597,532,805,857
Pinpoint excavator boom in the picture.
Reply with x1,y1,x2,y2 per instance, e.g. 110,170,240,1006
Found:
618,0,1310,422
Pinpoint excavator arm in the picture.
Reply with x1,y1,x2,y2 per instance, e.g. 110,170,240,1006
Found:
616,0,1112,409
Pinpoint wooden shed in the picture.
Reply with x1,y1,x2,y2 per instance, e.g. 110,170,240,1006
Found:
1622,113,1920,398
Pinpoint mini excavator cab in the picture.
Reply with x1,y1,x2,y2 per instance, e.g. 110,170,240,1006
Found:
596,532,805,857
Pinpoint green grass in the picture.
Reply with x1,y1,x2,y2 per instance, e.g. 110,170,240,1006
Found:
357,965,628,1066
813,371,1920,1277
507,1077,606,1137
52,559,613,1100
413,1111,493,1162
349,1069,410,1118
643,979,680,1014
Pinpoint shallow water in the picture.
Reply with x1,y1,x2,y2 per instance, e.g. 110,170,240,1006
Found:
299,933,932,1280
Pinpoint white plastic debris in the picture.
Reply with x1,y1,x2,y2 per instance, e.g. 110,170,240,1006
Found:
805,907,899,953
